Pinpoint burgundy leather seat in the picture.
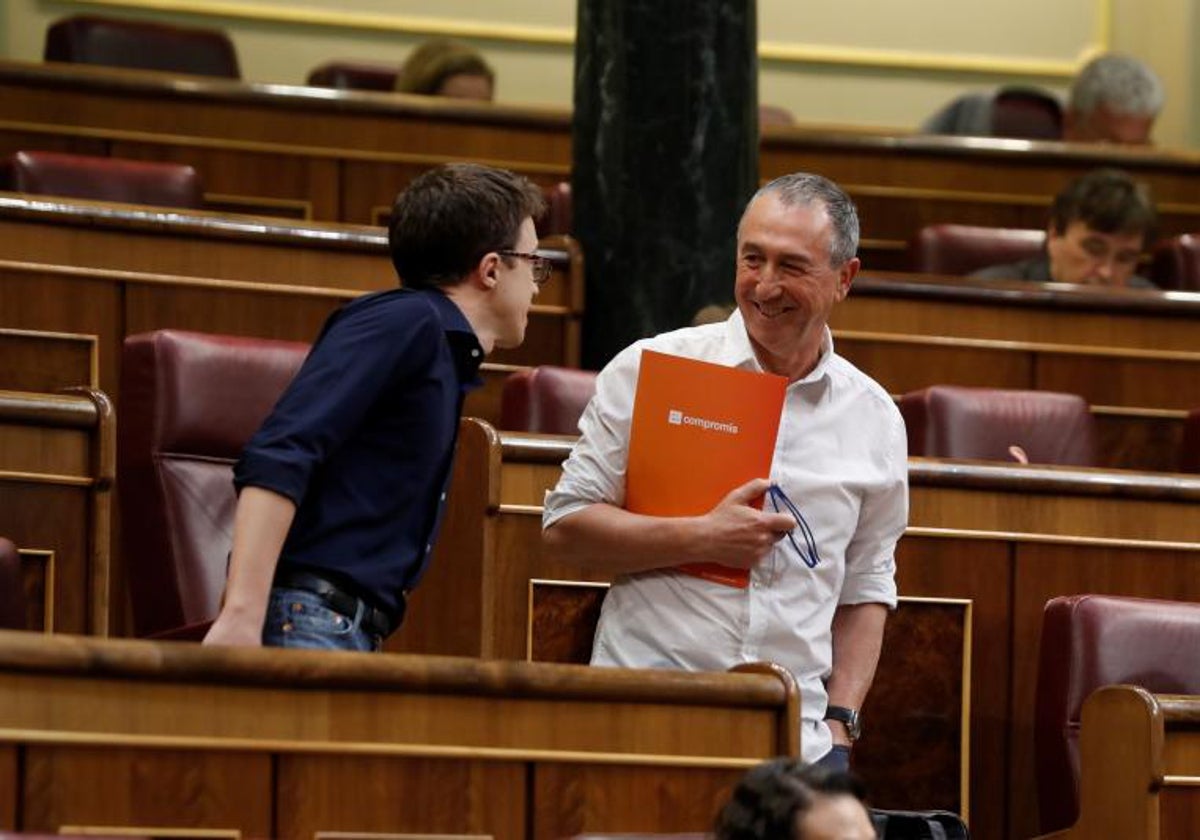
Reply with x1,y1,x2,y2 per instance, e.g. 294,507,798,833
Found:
1034,594,1200,834
898,385,1097,466
908,224,1044,276
7,150,204,209
306,61,400,91
0,537,28,631
118,330,309,637
1181,408,1200,473
538,182,573,236
499,366,597,435
44,14,240,79
1148,233,1200,291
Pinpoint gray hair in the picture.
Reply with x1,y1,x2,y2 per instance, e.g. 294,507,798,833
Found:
1068,53,1164,117
743,173,860,267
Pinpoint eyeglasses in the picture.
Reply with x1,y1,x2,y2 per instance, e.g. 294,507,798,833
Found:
498,249,553,285
767,483,821,569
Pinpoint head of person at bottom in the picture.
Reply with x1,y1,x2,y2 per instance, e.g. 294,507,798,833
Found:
1063,52,1163,146
714,758,875,840
735,172,861,381
395,38,495,102
1045,167,1156,287
387,163,547,351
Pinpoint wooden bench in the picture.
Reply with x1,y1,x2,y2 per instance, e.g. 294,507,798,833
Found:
0,388,113,636
0,629,797,838
1036,685,1200,839
838,274,1200,471
420,420,1200,840
3,61,1200,274
0,198,584,373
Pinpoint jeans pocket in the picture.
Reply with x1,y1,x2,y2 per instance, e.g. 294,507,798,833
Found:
284,598,357,637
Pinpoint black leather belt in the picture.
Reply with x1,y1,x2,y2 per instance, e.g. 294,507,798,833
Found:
273,568,403,639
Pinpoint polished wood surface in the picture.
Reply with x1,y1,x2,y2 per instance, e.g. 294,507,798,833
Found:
464,425,1200,840
838,274,1200,471
0,389,113,637
0,630,796,839
761,128,1200,270
529,580,970,816
1037,686,1200,839
3,60,1200,268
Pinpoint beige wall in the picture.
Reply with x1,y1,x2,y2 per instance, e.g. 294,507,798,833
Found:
3,0,1196,147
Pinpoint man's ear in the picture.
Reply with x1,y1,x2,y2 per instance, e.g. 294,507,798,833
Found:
836,257,860,301
474,251,502,290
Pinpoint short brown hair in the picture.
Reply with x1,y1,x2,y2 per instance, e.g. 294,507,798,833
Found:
1049,168,1156,240
387,163,545,289
395,39,494,96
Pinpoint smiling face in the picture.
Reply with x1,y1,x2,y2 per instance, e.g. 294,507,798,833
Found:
734,193,858,380
490,217,541,349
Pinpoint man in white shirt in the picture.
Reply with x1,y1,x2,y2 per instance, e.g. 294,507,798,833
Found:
542,173,908,769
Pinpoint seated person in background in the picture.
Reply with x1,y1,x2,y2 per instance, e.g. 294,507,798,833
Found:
395,39,495,101
543,173,907,772
1063,53,1164,145
970,168,1157,288
714,758,875,840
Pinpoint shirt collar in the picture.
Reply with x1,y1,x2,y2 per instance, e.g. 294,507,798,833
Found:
420,288,484,387
720,308,835,384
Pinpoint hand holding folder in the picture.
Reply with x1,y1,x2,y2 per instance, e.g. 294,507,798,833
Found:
625,350,790,587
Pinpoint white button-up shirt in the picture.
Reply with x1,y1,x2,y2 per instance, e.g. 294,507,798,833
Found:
543,311,908,762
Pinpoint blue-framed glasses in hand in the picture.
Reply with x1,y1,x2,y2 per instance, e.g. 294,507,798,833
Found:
767,483,821,569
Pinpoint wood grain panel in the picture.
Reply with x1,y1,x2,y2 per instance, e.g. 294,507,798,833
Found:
835,280,1200,353
836,338,1034,393
21,746,272,836
532,764,736,838
277,756,525,840
0,483,87,635
0,329,96,392
896,536,1012,837
0,745,14,830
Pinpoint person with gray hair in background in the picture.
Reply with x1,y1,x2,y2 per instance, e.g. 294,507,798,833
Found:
543,173,907,773
1063,53,1164,145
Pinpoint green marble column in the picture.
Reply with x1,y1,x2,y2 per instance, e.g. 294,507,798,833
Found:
573,0,759,369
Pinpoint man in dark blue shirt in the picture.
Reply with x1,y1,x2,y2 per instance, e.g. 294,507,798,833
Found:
203,163,548,651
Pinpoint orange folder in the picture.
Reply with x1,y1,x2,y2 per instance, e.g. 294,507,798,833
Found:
626,349,788,587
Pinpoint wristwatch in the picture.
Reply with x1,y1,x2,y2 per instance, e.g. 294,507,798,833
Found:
824,705,862,741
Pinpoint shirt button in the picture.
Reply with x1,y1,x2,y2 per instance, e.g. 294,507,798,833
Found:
426,543,433,555
470,349,480,358
440,492,447,503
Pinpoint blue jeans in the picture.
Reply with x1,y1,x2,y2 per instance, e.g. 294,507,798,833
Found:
816,744,852,773
262,587,381,652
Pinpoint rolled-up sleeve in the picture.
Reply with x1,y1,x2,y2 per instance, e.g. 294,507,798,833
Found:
234,300,437,504
839,409,907,608
542,342,643,530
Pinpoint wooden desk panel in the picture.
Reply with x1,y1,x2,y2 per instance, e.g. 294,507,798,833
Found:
444,424,1200,840
0,630,796,839
0,389,113,636
0,329,97,393
5,61,1200,251
837,275,1200,354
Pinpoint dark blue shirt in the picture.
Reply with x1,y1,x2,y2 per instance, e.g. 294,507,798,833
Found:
233,287,483,616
